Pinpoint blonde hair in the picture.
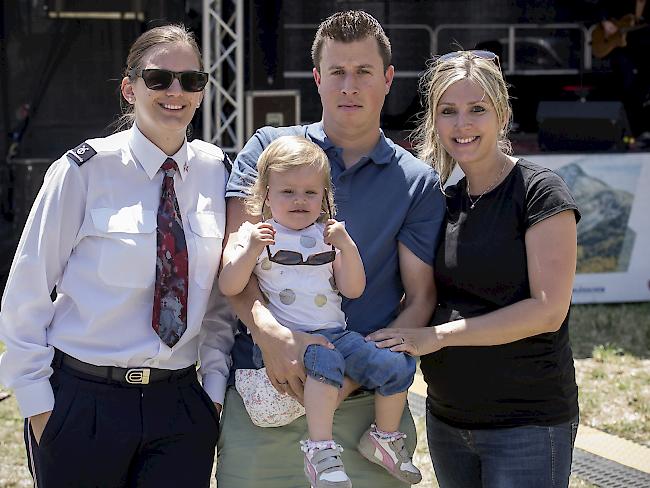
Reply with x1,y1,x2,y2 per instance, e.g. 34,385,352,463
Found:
412,52,512,186
115,24,203,132
246,135,336,219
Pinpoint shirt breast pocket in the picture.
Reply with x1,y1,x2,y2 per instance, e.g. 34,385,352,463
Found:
188,211,224,289
90,206,156,288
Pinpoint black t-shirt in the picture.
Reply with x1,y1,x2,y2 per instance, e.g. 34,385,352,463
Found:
421,159,581,429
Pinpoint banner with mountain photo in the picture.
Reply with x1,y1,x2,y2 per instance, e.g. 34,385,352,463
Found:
530,153,650,304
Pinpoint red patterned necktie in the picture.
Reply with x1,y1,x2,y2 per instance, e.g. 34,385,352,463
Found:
152,158,188,347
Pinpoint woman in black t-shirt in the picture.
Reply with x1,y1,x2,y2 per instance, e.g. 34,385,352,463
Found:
368,51,580,488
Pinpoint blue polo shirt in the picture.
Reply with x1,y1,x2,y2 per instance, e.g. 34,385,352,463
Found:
226,122,444,369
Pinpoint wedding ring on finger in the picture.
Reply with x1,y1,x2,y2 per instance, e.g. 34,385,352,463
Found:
400,337,405,344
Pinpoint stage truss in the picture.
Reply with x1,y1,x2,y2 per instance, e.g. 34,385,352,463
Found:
202,0,244,154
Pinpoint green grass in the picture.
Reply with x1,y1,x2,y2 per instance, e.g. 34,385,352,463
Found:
569,302,650,358
570,303,650,448
1,302,648,486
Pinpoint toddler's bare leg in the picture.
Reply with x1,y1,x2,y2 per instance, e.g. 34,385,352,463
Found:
374,390,408,432
304,376,339,441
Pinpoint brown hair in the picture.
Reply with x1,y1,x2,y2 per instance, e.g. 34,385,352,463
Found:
115,24,203,132
412,52,512,187
311,10,391,71
246,136,336,219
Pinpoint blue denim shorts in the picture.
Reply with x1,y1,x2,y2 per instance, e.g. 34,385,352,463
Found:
252,327,415,396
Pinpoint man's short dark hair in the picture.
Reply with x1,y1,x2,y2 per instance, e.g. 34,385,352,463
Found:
311,10,392,72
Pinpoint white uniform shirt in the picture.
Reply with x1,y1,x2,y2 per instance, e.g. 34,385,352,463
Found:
0,124,235,418
239,219,346,333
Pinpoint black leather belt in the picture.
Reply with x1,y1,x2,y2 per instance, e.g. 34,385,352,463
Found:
54,350,196,386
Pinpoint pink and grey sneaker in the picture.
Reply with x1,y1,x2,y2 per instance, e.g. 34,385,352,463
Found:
300,439,352,488
357,425,422,484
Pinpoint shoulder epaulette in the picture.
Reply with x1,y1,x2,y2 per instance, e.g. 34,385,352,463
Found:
66,142,97,166
191,139,231,174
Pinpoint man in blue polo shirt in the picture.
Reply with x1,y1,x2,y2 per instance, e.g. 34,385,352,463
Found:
217,10,444,488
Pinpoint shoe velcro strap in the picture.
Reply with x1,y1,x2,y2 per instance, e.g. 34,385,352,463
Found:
316,457,344,473
392,439,409,460
312,449,343,471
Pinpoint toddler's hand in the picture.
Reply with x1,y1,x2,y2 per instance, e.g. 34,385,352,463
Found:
248,222,275,252
323,219,354,251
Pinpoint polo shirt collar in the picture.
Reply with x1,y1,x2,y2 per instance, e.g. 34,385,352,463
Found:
306,121,333,150
367,130,396,165
306,121,396,165
128,123,190,180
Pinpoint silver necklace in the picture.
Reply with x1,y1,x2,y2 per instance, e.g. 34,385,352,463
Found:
466,158,508,209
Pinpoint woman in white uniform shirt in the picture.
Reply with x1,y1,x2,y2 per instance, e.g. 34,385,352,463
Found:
0,24,233,487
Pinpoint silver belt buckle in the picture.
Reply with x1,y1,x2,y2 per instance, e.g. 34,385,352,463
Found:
125,368,151,385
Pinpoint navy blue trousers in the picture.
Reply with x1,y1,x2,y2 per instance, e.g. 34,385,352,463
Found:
25,364,219,488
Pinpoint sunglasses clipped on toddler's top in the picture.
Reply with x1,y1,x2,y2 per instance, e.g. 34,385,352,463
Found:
128,68,209,92
435,50,500,70
266,246,336,266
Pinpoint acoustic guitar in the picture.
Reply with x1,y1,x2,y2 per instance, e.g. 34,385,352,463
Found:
591,14,648,58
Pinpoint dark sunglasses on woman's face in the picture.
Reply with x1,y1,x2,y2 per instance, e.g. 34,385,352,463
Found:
128,68,209,92
262,188,336,266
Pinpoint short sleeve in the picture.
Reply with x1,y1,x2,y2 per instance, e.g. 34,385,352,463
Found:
525,168,581,229
226,126,307,199
225,131,267,198
397,168,446,266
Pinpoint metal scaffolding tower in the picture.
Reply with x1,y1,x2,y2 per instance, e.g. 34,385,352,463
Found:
202,0,244,154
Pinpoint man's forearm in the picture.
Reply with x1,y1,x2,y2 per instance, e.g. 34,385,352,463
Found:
389,292,436,329
226,276,281,342
390,243,436,329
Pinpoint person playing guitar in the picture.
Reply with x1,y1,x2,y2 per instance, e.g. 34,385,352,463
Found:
593,0,650,139
592,7,647,58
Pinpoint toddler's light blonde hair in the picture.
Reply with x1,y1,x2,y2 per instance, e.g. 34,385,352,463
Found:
246,135,336,220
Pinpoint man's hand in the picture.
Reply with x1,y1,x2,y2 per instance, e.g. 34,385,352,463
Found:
29,410,52,445
255,326,334,403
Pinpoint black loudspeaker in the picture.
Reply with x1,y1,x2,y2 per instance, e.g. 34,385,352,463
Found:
536,101,631,151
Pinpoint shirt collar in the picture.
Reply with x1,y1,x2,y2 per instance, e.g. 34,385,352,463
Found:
306,121,396,165
367,130,396,165
306,122,334,150
128,123,190,180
